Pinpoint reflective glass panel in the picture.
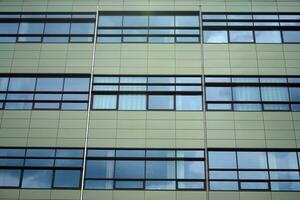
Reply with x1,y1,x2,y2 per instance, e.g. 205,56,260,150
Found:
233,87,260,101
0,23,19,34
237,152,267,169
64,78,89,91
44,23,70,34
206,87,232,101
255,31,281,43
119,95,146,110
148,95,174,110
149,16,174,27
22,170,52,188
19,23,44,34
86,160,114,179
8,78,36,91
204,31,228,43
283,31,300,43
54,170,81,188
93,95,117,109
261,87,289,101
268,152,298,169
123,16,148,26
115,160,145,179
36,78,63,91
176,95,202,110
0,169,21,187
70,23,94,34
209,151,237,169
229,31,254,43
177,161,204,179
146,161,175,179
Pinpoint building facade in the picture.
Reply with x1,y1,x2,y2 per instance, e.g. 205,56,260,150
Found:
0,0,300,200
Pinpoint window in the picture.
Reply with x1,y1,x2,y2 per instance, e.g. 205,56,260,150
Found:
177,161,204,179
283,31,300,43
118,95,146,110
206,87,232,101
0,23,19,34
176,95,202,110
8,78,36,91
232,87,261,101
22,170,53,188
146,161,175,179
203,31,228,43
261,87,289,102
229,31,254,43
255,31,281,43
0,170,21,187
209,152,236,169
115,160,145,179
289,88,300,102
19,23,44,34
93,95,117,109
53,170,81,188
146,181,176,190
237,152,267,169
148,95,174,110
268,152,298,169
64,78,89,92
44,23,70,34
36,78,64,91
86,160,114,178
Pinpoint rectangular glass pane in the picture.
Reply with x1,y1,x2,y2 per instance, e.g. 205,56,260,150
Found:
0,23,19,34
176,95,202,110
5,102,32,110
283,31,300,43
149,16,174,27
85,180,113,189
71,23,94,34
146,181,175,190
271,182,300,191
99,16,122,26
177,161,204,179
146,150,175,158
207,103,232,110
210,181,238,190
233,104,262,111
176,16,199,27
61,103,87,110
115,181,143,189
233,87,260,101
204,31,228,43
0,149,25,157
148,95,174,110
255,31,282,43
115,160,145,179
93,95,117,109
268,152,298,169
54,170,80,188
206,87,232,101
123,16,148,26
146,161,175,179
178,181,204,189
240,182,269,190
26,149,55,157
8,77,36,91
177,150,204,158
44,23,70,34
19,23,44,34
56,149,83,158
0,169,21,187
86,160,114,178
87,149,115,157
290,88,300,102
270,171,300,180
209,171,237,180
208,151,237,169
116,150,145,157
22,170,52,188
239,171,269,180
36,78,63,91
237,152,267,169
119,95,146,110
261,87,289,101
229,31,254,43
64,78,89,91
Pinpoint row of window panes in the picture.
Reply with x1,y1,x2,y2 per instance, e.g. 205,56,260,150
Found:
0,22,95,35
98,15,199,27
94,77,202,84
1,148,300,190
206,103,300,111
0,13,96,19
203,30,300,43
202,13,300,20
208,151,300,191
92,95,202,110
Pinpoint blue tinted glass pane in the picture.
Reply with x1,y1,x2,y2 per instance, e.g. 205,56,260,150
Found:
70,37,93,42
54,170,81,188
271,182,300,191
64,78,89,91
0,78,8,91
55,159,82,167
291,104,300,111
87,150,115,157
26,149,55,157
116,150,145,157
86,160,114,178
239,171,269,180
240,182,269,190
233,87,260,101
0,23,19,34
7,93,33,100
264,104,290,111
146,181,175,190
123,37,147,42
99,16,122,26
35,94,61,100
146,161,175,179
270,171,300,180
25,159,54,166
206,87,232,101
207,103,232,110
43,37,69,43
119,95,146,110
34,103,60,109
209,171,237,180
44,23,70,34
233,104,262,111
22,170,52,188
177,150,204,158
148,95,174,110
290,88,300,102
36,78,63,91
0,149,25,157
61,103,87,110
5,103,32,110
204,31,228,43
0,37,16,42
237,152,268,169
0,169,21,187
97,37,121,43
283,31,300,43
176,95,202,110
115,160,145,179
229,31,254,43
93,95,117,109
268,152,298,169
115,181,143,189
210,181,238,190
176,16,199,27
8,78,36,91
176,37,199,43
149,37,175,43
178,181,204,189
177,161,204,179
146,150,175,158
56,149,83,158
19,23,44,34
85,180,113,189
0,159,24,166
261,87,289,101
149,16,174,26
255,31,281,43
71,23,94,34
260,77,287,83
123,16,148,26
209,152,237,169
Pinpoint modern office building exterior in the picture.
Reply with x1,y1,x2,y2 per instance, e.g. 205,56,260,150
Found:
0,0,300,200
